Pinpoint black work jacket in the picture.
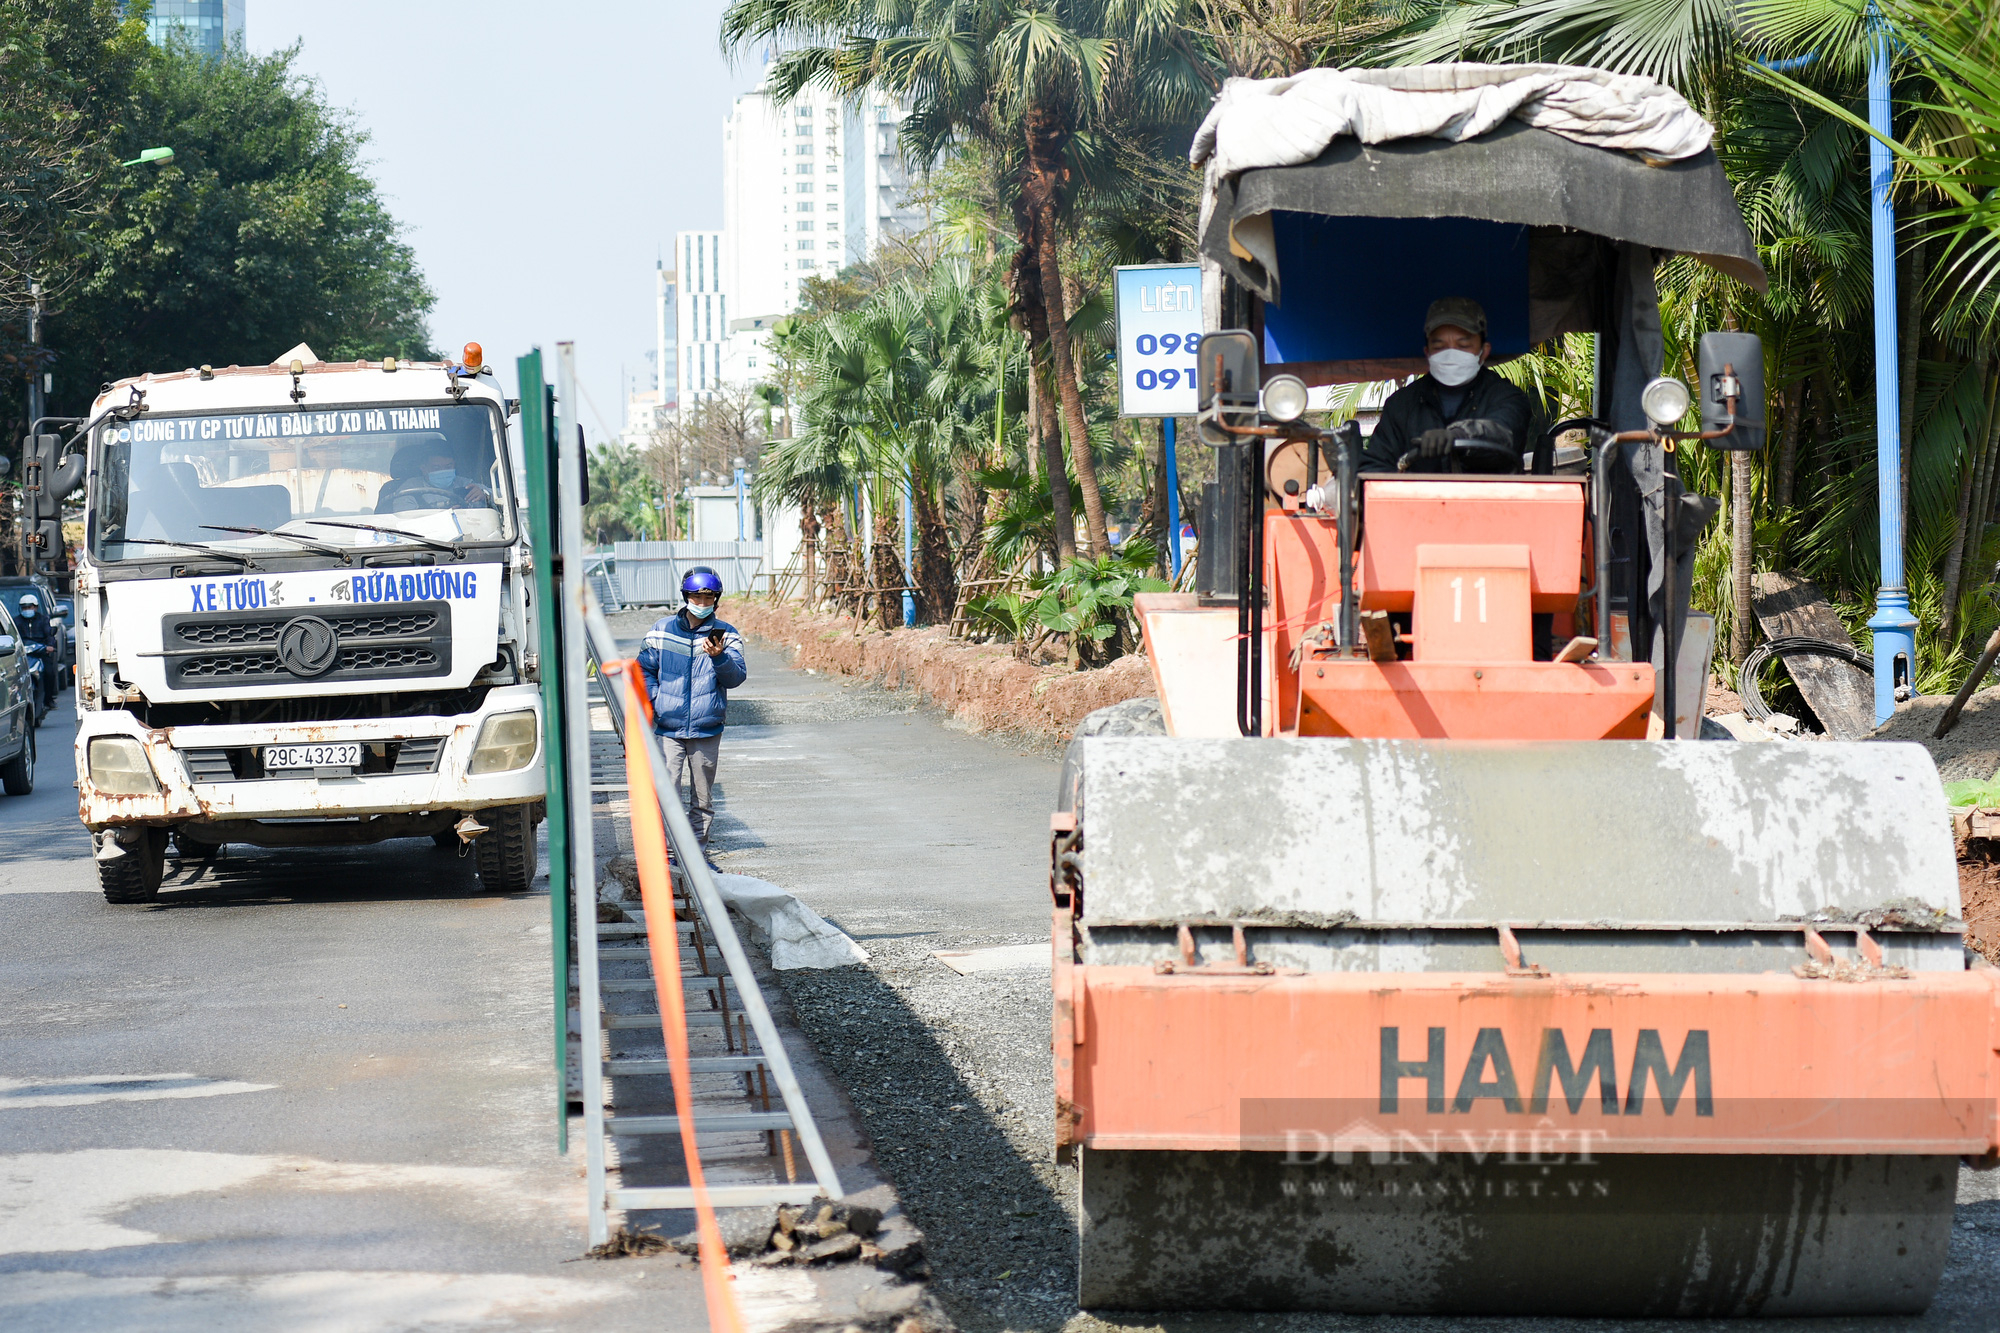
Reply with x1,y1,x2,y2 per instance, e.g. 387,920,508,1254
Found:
1361,367,1534,473
15,611,53,649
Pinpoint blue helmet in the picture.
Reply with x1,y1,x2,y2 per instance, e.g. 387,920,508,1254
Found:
681,567,723,596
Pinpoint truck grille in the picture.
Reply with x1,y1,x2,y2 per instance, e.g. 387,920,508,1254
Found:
160,603,452,689
178,735,450,783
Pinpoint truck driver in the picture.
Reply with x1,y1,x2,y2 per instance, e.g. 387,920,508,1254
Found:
1361,297,1534,473
377,444,495,513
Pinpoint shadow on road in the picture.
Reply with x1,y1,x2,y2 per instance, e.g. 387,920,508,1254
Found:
137,837,507,909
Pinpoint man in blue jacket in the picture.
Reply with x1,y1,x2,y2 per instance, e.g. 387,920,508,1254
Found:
637,567,748,856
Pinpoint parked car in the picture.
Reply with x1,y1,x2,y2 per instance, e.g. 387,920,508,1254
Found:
0,601,38,794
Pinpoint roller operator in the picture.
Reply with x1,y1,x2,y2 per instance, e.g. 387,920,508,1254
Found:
1362,297,1534,473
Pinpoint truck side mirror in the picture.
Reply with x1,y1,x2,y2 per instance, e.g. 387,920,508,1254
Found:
1197,330,1260,446
1697,332,1766,452
52,452,86,500
0,636,15,655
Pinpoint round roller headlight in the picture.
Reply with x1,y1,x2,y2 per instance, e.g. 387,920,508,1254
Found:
1641,376,1692,427
1262,374,1310,423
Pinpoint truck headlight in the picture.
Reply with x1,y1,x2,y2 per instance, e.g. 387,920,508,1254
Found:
468,711,539,774
88,737,159,794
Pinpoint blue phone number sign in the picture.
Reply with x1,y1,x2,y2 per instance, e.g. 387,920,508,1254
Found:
1115,264,1203,418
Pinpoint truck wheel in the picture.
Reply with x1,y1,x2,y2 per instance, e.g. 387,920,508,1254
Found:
97,828,167,904
474,805,537,894
1,726,33,796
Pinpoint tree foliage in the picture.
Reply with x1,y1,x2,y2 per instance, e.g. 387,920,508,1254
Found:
49,39,437,404
0,1,147,405
0,11,437,433
734,1,1998,688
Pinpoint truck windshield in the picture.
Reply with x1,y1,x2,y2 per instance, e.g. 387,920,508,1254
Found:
91,403,512,562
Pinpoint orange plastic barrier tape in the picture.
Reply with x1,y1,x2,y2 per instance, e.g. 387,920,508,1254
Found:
613,657,745,1333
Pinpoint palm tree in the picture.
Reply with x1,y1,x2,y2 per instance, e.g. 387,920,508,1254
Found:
761,259,1003,624
721,0,1213,561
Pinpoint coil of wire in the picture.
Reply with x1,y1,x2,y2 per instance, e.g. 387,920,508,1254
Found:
1739,635,1873,723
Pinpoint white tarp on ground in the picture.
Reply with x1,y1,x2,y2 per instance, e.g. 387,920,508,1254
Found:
1191,63,1713,181
713,873,869,970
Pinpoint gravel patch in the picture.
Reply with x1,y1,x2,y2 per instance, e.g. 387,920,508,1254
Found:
1874,685,2000,781
767,933,1077,1333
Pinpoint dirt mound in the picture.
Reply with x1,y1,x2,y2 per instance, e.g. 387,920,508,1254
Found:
1872,686,2000,782
1955,828,2000,965
727,601,1154,744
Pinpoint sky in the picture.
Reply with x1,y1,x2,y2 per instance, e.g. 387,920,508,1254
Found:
251,1,761,442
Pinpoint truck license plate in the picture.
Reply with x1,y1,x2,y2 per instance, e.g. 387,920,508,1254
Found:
263,743,362,772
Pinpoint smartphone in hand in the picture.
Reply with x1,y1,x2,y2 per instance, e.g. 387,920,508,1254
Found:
707,629,725,648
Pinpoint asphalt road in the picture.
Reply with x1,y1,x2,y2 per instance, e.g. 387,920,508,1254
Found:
0,692,708,1331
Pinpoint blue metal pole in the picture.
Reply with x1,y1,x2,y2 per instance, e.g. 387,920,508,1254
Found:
1163,417,1183,579
1864,3,1917,722
901,481,916,626
735,465,748,541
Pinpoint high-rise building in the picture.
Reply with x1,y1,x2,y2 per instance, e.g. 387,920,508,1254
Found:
681,66,926,421
656,263,678,412
721,74,927,324
844,99,927,272
675,231,726,414
624,263,679,450
137,0,245,58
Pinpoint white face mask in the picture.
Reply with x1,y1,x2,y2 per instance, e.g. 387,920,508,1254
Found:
1428,348,1483,387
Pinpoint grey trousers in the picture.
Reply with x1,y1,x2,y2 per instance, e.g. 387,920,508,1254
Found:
669,735,722,848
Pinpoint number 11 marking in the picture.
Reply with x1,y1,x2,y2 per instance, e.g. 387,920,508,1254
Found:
1449,576,1489,623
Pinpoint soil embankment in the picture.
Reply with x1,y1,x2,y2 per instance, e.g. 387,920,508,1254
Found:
725,600,1154,746
1959,839,2000,964
1875,690,2000,960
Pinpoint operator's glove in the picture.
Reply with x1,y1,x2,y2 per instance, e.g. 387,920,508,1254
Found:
1415,427,1453,460
1446,418,1507,445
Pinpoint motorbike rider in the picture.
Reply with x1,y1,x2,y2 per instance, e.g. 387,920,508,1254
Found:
636,568,748,861
15,593,57,711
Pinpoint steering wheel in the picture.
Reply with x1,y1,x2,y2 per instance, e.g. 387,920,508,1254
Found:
1396,437,1523,474
383,485,460,513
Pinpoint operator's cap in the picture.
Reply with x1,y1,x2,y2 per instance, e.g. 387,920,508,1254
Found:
1424,296,1488,341
19,594,37,608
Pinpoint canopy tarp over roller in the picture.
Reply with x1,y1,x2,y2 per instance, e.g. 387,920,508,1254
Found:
1191,64,1765,383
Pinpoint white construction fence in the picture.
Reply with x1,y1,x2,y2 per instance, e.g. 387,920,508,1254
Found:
609,541,767,604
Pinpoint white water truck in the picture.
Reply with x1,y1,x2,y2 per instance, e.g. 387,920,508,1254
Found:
68,345,545,902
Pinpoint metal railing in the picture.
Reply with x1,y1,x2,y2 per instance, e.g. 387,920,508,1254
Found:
578,597,844,1224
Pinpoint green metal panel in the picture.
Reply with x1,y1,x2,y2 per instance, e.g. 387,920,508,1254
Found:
519,350,571,1153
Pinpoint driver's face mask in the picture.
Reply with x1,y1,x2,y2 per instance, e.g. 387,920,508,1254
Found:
685,601,716,621
1427,348,1483,387
426,468,457,488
